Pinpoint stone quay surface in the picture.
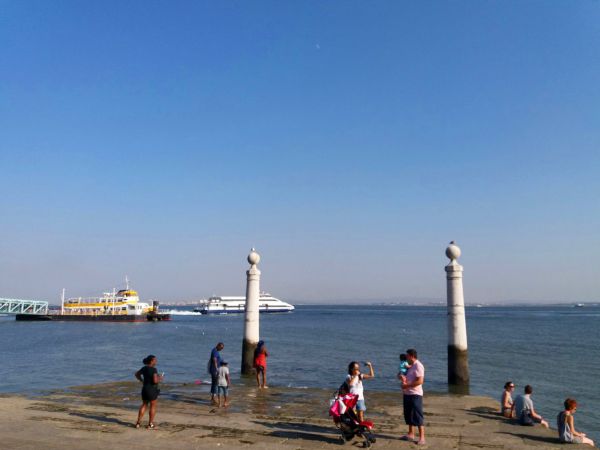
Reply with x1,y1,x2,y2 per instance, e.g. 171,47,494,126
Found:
0,382,591,449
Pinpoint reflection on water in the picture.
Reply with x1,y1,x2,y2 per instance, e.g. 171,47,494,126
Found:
448,384,470,396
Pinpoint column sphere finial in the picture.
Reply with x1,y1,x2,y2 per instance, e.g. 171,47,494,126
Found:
445,241,461,261
248,248,261,265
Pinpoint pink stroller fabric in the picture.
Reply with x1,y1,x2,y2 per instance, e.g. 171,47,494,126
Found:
329,393,358,418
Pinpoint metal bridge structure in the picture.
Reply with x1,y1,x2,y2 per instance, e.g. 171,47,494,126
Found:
0,298,49,315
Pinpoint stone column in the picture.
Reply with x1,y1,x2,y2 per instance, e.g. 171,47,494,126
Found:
242,248,261,375
445,241,470,386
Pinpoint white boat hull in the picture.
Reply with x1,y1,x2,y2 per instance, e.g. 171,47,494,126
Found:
193,294,294,315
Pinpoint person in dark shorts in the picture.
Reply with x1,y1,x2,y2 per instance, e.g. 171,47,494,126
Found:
398,348,426,445
208,342,224,405
513,385,549,428
135,354,163,429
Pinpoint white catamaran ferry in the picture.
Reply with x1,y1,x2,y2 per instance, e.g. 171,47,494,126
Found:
194,292,294,315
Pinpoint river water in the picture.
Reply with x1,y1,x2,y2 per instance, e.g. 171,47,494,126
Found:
1,305,599,441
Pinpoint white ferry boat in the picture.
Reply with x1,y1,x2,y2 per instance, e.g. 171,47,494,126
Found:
194,292,294,315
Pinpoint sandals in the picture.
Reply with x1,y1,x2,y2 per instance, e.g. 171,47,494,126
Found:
147,423,155,430
135,422,141,429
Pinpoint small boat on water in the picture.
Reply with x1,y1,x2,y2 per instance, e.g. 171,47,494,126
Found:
194,292,294,315
574,303,585,308
16,279,170,322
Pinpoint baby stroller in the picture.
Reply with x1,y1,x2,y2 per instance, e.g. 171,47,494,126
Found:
329,385,376,447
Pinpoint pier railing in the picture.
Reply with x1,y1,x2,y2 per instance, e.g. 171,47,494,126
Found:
0,298,49,315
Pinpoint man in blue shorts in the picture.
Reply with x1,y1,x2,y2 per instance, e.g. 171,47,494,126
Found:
399,348,425,445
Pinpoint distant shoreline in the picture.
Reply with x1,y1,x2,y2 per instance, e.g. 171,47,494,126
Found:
153,302,600,308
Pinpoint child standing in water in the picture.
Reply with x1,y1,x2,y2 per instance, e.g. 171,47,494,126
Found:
217,361,230,407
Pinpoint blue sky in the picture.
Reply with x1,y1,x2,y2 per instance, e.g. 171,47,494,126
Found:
1,1,599,303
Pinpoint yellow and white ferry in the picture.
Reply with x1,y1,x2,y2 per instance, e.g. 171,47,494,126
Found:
16,279,170,322
63,287,149,316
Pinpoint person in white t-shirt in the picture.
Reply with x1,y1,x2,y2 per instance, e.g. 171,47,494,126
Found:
217,361,230,408
346,360,375,423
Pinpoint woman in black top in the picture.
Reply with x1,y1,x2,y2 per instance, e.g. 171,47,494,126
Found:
135,354,163,429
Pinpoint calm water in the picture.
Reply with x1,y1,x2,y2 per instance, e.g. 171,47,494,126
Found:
1,305,599,441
